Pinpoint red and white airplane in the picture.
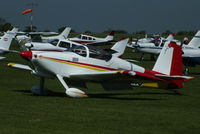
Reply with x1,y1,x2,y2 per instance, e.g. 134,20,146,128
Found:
69,31,115,45
8,40,193,98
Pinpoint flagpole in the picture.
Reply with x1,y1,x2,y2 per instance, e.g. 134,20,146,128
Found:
30,11,33,32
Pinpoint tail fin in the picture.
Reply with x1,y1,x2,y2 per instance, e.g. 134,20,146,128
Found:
111,38,128,57
0,32,13,50
105,31,114,41
187,30,200,48
151,41,192,89
58,27,71,39
6,27,18,38
153,41,182,76
165,33,175,41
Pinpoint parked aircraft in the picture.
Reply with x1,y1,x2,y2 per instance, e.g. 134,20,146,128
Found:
69,31,114,45
7,40,193,97
129,33,175,48
16,27,71,43
22,38,128,58
129,31,200,73
0,28,18,59
127,33,175,60
2,27,19,38
181,31,200,71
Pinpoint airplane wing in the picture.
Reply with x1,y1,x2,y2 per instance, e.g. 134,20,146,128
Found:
27,32,58,35
67,70,165,83
86,40,114,46
8,50,20,53
7,63,32,71
63,70,167,90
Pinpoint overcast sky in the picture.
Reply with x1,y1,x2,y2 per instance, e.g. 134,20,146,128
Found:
0,0,200,33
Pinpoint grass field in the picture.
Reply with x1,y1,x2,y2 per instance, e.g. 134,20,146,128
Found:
0,35,200,134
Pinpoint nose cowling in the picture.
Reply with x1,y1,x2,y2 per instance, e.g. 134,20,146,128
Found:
20,51,32,59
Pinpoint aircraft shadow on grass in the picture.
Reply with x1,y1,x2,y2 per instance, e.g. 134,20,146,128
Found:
12,89,182,101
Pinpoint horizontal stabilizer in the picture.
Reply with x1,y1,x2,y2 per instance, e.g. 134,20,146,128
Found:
0,56,5,60
125,59,139,63
105,31,115,41
155,74,194,82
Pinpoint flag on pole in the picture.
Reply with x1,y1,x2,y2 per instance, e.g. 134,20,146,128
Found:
22,9,33,15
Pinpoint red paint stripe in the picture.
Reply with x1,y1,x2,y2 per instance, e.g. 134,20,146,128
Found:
41,56,117,71
135,71,165,81
144,69,164,76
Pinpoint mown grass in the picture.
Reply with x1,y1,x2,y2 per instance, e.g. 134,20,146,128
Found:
0,34,200,134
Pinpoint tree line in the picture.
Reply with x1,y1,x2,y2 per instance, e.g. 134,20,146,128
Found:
0,17,198,36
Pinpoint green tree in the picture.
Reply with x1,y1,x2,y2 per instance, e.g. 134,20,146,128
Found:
136,30,146,35
58,27,65,33
0,23,13,31
176,30,197,36
162,29,172,35
24,26,37,32
84,30,91,33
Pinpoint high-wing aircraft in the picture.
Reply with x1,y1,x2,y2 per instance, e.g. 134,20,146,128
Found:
16,27,71,43
129,31,200,73
129,33,175,48
8,40,193,98
128,33,175,53
0,28,18,59
69,31,115,45
127,33,175,60
180,31,200,71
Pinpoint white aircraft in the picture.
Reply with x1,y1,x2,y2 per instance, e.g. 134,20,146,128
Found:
16,27,71,43
7,40,193,97
129,33,175,48
127,33,175,61
128,33,175,53
182,31,200,49
180,31,200,71
129,31,200,73
69,31,115,45
22,38,128,59
23,38,81,52
0,28,18,59
3,27,19,38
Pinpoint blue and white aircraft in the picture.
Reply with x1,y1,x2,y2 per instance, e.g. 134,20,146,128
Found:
128,31,200,73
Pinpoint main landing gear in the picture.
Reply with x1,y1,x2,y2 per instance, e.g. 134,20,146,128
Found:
31,77,49,95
